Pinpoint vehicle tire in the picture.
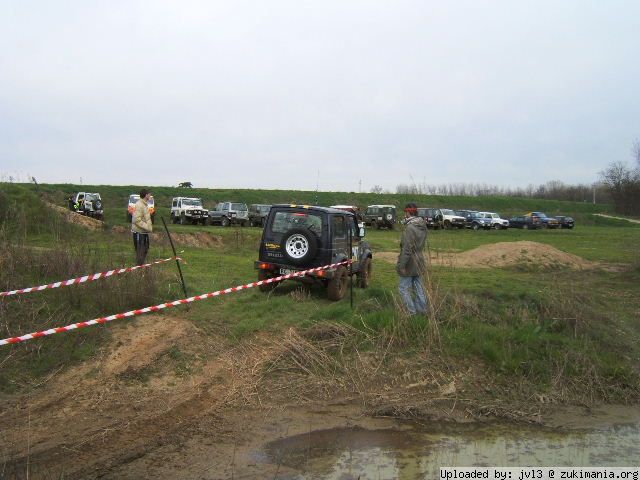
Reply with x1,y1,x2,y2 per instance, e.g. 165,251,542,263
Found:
221,217,230,227
179,213,188,225
542,223,548,229
444,221,451,230
281,228,318,266
472,223,480,231
171,213,178,224
200,218,207,226
523,224,529,230
371,220,378,230
258,269,278,292
357,257,372,288
260,217,266,227
493,223,501,230
327,266,348,301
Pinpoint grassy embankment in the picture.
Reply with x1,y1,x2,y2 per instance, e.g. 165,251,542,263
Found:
1,182,639,409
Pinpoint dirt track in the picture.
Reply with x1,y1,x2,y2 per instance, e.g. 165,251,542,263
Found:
593,213,640,224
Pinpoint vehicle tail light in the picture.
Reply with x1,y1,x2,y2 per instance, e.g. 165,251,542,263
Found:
317,270,325,277
259,263,272,270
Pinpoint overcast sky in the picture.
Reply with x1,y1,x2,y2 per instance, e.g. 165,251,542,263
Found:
1,0,639,192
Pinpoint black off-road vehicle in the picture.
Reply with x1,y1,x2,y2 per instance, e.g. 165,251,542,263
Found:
417,207,443,229
255,205,373,301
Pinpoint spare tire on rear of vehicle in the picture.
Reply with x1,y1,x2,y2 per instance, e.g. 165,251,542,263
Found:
93,200,103,210
281,228,318,266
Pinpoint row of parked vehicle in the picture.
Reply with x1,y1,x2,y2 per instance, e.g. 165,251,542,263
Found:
336,205,575,230
426,208,575,230
66,192,574,231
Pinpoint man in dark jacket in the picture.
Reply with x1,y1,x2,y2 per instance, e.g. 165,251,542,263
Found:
396,203,428,315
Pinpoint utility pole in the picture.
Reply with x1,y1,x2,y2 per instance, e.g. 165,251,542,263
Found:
358,179,362,193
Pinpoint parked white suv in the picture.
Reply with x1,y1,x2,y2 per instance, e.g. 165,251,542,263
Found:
171,197,209,225
440,209,466,229
477,212,509,229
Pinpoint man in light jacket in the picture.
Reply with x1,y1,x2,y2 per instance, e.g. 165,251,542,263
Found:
396,203,428,315
132,188,153,265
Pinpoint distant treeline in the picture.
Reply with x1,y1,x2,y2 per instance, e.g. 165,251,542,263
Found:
392,180,610,204
392,141,640,216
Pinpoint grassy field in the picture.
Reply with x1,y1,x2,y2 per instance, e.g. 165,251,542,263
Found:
1,182,639,406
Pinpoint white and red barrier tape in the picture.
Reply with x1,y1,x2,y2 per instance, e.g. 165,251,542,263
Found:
0,256,183,297
0,260,351,346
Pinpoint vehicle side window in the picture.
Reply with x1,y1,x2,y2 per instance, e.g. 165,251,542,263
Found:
332,216,346,239
350,217,358,237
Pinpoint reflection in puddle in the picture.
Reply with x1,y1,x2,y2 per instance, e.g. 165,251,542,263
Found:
262,419,640,479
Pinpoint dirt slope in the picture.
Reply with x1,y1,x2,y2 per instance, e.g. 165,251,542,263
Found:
0,315,236,478
46,202,104,230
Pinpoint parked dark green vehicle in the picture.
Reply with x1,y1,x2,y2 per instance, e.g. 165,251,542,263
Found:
363,205,397,230
248,204,272,227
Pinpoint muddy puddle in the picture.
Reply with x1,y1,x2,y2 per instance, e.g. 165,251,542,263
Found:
258,407,640,479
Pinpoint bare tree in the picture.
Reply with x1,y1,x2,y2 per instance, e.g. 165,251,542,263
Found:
600,161,640,215
370,185,383,194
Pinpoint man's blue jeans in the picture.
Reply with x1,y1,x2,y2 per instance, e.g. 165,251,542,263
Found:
399,276,428,315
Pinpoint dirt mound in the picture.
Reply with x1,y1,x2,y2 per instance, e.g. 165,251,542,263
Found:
110,226,224,249
378,241,598,270
46,202,104,230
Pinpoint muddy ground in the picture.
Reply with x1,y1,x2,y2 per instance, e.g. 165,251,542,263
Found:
0,309,550,479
